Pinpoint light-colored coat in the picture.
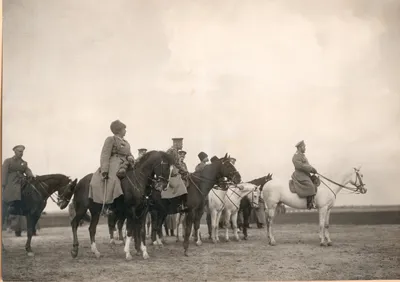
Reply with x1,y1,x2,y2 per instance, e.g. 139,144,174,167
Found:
2,156,34,202
89,136,133,204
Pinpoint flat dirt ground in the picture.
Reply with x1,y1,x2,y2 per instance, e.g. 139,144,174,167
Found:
2,223,399,281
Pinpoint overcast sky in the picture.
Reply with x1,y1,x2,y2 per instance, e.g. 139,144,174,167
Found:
3,0,400,212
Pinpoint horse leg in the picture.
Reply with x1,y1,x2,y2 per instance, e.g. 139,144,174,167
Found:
25,214,39,256
117,218,126,243
151,211,160,246
324,208,333,246
206,212,212,240
70,205,88,258
124,216,134,260
210,209,218,244
224,210,232,242
88,208,101,258
139,215,150,260
216,210,224,243
193,210,203,246
319,206,328,246
266,204,277,246
231,211,240,241
242,206,250,240
108,212,117,245
146,213,151,239
158,213,168,245
176,213,182,242
183,211,194,256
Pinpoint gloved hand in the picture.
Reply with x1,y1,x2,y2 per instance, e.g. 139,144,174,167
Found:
127,155,135,163
102,171,109,179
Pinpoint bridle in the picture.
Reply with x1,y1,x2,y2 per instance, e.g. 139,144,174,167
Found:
317,168,366,198
29,179,75,207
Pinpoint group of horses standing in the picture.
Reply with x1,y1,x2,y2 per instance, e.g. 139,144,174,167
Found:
2,149,367,261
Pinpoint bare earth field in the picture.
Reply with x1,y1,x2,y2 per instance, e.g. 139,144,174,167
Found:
2,223,400,281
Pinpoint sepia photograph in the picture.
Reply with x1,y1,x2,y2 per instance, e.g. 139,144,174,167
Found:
1,0,399,281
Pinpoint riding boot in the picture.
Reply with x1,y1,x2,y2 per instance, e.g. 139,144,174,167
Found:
306,196,315,209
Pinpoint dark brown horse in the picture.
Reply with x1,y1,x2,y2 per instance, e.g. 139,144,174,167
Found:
69,150,173,260
1,174,77,256
182,154,241,256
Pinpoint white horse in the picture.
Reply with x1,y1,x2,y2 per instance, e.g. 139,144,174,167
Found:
207,183,261,243
262,166,366,246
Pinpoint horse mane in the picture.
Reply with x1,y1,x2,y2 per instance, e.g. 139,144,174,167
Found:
35,174,71,182
133,150,174,170
248,175,268,186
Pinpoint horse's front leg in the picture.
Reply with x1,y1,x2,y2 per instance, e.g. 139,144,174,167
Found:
25,214,38,257
324,208,333,246
224,210,232,242
117,218,126,243
150,211,159,246
183,211,194,256
88,208,101,258
140,215,150,259
107,212,117,245
319,206,328,246
124,216,134,260
210,209,218,244
70,204,88,258
158,213,167,245
231,210,240,241
194,209,204,246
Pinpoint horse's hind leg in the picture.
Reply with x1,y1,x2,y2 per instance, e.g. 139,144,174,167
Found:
193,211,203,246
224,210,232,242
266,203,277,246
88,207,101,258
183,211,194,256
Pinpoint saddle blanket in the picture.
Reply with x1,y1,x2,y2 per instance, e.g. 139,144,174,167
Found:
161,175,188,199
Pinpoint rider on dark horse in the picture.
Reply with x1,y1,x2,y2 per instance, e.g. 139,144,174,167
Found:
166,138,189,212
2,145,35,216
88,120,135,215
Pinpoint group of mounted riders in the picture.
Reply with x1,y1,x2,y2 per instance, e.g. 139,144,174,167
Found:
2,119,321,226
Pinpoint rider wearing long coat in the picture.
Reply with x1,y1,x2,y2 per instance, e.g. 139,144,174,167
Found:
89,120,135,209
2,145,34,215
291,140,318,209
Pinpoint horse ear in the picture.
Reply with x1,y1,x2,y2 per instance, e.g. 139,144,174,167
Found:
72,178,78,185
224,153,228,159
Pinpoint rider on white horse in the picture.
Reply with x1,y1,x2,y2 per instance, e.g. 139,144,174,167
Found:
291,140,319,209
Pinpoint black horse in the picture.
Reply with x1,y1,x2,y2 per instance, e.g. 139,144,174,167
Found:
2,174,77,256
69,150,173,260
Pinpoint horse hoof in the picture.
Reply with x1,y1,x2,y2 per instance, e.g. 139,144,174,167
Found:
196,241,202,246
320,242,327,247
27,252,34,257
184,251,189,257
212,240,217,244
110,239,115,245
327,242,333,246
94,252,101,258
269,241,276,246
243,237,248,241
126,254,133,261
71,250,78,258
143,253,150,260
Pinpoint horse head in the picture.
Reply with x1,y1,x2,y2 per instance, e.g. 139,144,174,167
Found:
130,150,173,196
34,174,78,210
217,153,241,184
348,166,367,194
